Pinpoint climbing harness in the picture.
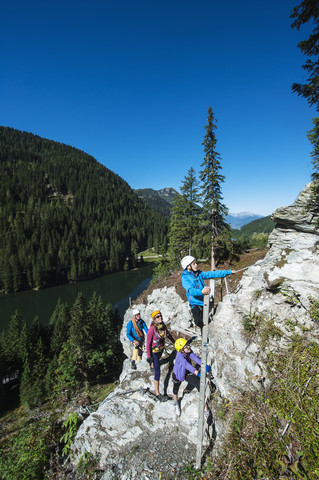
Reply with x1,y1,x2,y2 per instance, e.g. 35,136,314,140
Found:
151,326,166,353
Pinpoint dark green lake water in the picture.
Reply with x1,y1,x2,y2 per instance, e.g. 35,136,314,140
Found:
0,264,154,332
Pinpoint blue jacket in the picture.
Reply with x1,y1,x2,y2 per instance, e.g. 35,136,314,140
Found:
126,318,148,343
182,268,232,307
173,350,201,382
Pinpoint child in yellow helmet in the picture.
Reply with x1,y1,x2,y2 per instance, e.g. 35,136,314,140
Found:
172,337,210,417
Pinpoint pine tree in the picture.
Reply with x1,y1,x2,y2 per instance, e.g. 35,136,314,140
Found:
69,292,90,355
168,167,201,260
0,311,28,376
20,355,33,408
307,117,319,199
50,300,71,356
30,337,47,406
55,338,80,392
104,305,123,376
291,0,319,110
130,239,139,268
199,107,230,269
87,292,108,344
291,1,319,200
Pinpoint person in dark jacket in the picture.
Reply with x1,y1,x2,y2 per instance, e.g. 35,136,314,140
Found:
126,309,148,370
181,255,236,329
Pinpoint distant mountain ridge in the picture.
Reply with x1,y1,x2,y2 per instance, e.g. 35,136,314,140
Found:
157,187,177,204
227,212,265,229
136,188,266,229
231,216,275,243
134,187,177,216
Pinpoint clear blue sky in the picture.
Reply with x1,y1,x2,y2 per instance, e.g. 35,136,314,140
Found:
1,0,316,216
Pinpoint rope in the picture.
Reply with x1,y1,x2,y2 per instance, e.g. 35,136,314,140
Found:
77,387,148,416
233,265,252,273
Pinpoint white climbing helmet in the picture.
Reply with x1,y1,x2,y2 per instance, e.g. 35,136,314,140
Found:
133,309,140,316
181,256,196,270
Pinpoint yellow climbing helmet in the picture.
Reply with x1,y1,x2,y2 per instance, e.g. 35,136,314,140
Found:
175,338,188,352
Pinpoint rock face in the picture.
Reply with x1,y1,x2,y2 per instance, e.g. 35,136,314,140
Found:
272,182,319,233
71,286,205,480
209,184,318,398
71,183,319,479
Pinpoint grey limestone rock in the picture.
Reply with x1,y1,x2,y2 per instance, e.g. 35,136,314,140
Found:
271,182,319,233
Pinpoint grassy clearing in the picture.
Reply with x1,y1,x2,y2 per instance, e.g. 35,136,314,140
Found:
138,248,161,262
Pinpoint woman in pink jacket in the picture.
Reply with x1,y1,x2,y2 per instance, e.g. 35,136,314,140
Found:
146,310,175,402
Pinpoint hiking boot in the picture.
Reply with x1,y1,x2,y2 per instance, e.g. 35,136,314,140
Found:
131,361,137,370
155,394,168,403
204,410,210,422
174,403,181,417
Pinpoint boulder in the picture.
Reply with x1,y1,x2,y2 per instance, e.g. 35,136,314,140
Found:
271,182,319,233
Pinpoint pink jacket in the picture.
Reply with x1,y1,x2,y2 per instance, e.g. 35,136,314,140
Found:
147,324,173,357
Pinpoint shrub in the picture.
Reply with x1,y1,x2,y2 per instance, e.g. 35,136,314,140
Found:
0,419,49,480
202,335,319,480
308,296,319,323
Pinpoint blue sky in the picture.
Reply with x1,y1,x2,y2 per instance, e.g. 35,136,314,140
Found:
1,0,316,215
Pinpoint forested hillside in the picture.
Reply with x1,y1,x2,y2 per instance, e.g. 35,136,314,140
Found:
0,127,168,293
231,215,275,238
135,187,177,216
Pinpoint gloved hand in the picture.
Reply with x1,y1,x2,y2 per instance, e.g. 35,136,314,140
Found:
146,357,152,365
206,365,211,373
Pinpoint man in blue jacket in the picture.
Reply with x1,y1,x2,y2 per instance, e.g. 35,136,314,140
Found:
181,256,236,330
126,309,148,370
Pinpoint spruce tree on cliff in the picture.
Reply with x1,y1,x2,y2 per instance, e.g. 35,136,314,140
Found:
168,167,201,259
291,0,319,197
291,0,319,110
199,107,229,270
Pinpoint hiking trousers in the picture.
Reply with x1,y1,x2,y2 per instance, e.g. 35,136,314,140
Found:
172,372,200,395
131,341,144,362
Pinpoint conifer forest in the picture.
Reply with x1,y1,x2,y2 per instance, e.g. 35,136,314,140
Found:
0,127,168,293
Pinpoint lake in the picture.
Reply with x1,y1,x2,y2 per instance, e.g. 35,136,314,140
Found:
0,264,154,332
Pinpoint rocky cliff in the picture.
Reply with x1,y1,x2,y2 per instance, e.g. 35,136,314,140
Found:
71,183,319,480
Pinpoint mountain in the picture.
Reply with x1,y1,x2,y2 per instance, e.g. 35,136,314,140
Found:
227,212,265,229
157,187,177,205
231,215,275,240
136,192,267,229
0,127,169,293
134,187,177,216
